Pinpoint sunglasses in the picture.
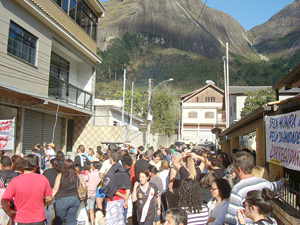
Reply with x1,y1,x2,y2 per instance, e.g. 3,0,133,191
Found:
210,187,218,191
242,201,251,208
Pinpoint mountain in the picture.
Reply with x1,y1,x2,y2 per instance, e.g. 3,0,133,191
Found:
249,0,300,58
98,0,250,59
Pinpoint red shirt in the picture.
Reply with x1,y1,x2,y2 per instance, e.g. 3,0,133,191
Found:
2,173,52,223
107,189,126,202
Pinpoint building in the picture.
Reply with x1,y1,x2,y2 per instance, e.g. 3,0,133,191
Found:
219,63,300,225
180,82,226,144
0,0,105,154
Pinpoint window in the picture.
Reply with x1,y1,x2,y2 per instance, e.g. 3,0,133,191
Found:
49,52,70,98
205,95,215,102
53,0,98,41
188,111,198,118
196,97,199,102
205,112,214,118
7,21,37,65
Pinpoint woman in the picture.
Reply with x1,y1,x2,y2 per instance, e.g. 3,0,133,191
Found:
148,165,163,225
172,152,206,183
11,155,23,174
43,158,62,188
52,159,86,225
207,179,231,225
199,171,217,204
132,170,161,225
150,151,162,171
179,178,209,224
86,148,97,161
237,188,277,225
252,166,270,180
159,159,169,213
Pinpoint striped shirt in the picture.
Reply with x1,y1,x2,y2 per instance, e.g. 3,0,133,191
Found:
225,177,284,225
183,206,209,225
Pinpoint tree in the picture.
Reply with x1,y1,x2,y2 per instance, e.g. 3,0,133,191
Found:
241,87,276,118
114,89,145,118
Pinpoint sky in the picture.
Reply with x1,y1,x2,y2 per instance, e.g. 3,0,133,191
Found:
100,0,294,31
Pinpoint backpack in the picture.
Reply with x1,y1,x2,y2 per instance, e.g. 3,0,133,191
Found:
0,170,19,188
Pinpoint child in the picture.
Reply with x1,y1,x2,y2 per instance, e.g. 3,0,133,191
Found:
95,161,105,214
86,161,102,225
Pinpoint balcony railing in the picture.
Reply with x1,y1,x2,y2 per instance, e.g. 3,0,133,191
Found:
48,75,92,110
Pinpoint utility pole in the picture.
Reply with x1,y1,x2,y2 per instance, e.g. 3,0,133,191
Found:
130,82,134,141
226,42,230,128
146,78,152,148
121,69,126,141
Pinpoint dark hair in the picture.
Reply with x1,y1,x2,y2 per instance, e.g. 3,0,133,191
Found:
138,170,150,181
11,155,23,171
92,161,101,170
214,178,231,199
179,178,203,213
165,208,187,225
111,151,121,163
246,188,274,215
62,159,77,183
50,158,62,173
22,154,39,171
1,156,12,167
77,145,85,153
103,153,109,160
97,146,103,156
108,143,118,152
233,151,254,174
222,152,229,161
153,151,161,158
83,162,91,171
210,157,219,167
223,160,231,169
232,149,239,154
148,165,159,175
34,143,41,149
56,151,65,162
121,153,132,167
199,171,217,188
138,145,144,152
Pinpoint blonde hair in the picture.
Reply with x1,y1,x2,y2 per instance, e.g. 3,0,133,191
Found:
161,159,169,170
184,156,196,180
252,166,269,180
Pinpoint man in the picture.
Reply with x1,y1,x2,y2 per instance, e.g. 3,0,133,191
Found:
0,156,20,188
164,208,187,225
136,145,144,160
74,144,90,168
162,147,171,164
1,154,52,224
31,148,42,168
103,151,131,225
210,157,224,178
99,143,120,179
134,149,153,182
225,151,286,225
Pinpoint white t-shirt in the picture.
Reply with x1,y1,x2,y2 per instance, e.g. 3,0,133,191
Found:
99,159,122,174
159,169,169,193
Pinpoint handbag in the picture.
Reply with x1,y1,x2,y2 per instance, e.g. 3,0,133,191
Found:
77,176,86,201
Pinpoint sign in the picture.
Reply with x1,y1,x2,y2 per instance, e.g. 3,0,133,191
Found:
265,111,300,171
0,119,14,150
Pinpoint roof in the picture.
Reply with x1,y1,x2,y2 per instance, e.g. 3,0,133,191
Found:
181,84,224,102
110,107,144,123
230,86,300,95
273,63,300,91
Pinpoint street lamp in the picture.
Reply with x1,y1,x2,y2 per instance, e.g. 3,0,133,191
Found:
146,78,174,148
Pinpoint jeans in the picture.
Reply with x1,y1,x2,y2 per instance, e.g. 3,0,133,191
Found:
54,196,80,225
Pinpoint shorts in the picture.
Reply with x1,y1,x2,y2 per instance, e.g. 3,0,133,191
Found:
96,187,105,198
86,195,96,210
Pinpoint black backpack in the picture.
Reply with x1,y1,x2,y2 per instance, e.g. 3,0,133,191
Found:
0,170,19,188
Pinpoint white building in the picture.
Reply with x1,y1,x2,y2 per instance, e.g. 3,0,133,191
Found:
180,83,226,143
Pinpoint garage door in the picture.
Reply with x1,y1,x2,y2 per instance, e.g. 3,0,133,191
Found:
23,109,63,154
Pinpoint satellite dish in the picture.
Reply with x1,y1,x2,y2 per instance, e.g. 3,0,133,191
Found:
206,80,215,85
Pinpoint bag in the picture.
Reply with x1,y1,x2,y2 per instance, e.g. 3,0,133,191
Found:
0,171,19,188
76,201,89,225
77,177,86,201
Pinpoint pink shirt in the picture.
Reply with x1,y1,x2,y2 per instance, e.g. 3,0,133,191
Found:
86,169,101,196
2,173,52,223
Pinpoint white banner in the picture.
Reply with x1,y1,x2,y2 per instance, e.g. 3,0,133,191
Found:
265,111,300,171
0,119,15,150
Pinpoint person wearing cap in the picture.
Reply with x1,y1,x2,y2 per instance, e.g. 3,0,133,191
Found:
45,143,56,169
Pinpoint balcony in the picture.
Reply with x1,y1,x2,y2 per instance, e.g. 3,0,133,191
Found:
48,75,92,110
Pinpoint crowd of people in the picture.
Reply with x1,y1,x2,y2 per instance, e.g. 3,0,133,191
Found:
0,142,287,225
